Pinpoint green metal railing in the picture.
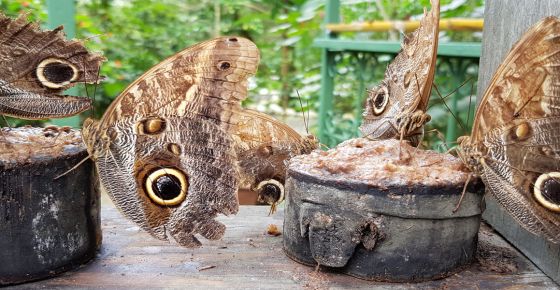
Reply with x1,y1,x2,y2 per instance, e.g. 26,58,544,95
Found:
47,0,80,128
316,0,481,148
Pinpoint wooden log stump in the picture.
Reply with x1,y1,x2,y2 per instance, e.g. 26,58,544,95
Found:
0,126,100,286
283,138,485,282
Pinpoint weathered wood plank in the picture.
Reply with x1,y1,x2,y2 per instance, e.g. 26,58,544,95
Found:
477,0,560,284
6,196,558,289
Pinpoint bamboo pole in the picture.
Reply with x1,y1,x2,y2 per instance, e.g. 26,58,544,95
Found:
326,18,483,33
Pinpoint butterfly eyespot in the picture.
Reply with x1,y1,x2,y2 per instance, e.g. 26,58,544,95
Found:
145,168,188,206
36,58,78,89
167,143,182,156
514,122,531,140
218,61,231,71
371,87,389,116
533,172,560,212
256,179,285,205
138,117,166,135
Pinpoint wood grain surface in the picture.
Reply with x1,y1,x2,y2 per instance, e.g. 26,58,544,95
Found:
6,195,558,289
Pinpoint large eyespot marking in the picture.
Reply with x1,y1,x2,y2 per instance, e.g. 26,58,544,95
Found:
514,122,531,141
217,61,231,71
138,117,166,135
256,179,285,205
534,172,560,212
36,58,78,89
145,168,188,206
370,86,389,116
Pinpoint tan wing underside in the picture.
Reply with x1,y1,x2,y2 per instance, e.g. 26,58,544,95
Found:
388,0,440,113
230,108,306,149
471,17,560,142
100,37,260,128
360,0,439,142
0,13,104,94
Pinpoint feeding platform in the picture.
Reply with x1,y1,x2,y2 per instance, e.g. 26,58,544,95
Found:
283,138,485,282
4,199,557,289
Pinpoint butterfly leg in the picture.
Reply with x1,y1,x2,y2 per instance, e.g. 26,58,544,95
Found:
453,173,472,213
1,114,12,130
397,110,431,147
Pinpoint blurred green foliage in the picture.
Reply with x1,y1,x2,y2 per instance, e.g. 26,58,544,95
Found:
0,0,484,146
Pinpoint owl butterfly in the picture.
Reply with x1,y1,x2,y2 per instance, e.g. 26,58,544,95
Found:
83,37,317,247
0,13,104,120
360,0,439,147
458,17,560,243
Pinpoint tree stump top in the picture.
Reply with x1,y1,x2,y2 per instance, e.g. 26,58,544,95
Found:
0,126,84,168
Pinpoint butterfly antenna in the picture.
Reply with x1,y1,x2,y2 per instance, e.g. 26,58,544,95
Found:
306,100,310,135
432,83,466,132
453,173,472,213
91,65,102,118
53,155,91,180
466,79,475,130
1,115,12,129
513,92,538,119
296,90,309,134
428,77,474,109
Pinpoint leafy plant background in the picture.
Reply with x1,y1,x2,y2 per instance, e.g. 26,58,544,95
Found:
0,0,484,148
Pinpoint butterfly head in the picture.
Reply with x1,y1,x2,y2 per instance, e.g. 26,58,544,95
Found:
82,118,115,161
456,136,484,175
303,134,320,153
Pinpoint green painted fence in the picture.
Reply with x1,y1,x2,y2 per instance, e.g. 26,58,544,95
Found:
316,0,481,148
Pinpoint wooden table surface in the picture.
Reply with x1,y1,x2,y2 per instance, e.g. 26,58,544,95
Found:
8,195,559,290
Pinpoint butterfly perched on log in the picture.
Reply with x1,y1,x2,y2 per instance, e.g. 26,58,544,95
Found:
0,13,104,120
360,0,439,147
457,17,560,243
83,37,317,247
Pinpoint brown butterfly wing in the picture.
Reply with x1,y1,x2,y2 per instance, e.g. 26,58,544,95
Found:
232,109,318,191
85,37,258,247
84,116,238,247
0,13,104,119
462,17,560,243
99,36,259,129
360,0,439,145
470,17,560,143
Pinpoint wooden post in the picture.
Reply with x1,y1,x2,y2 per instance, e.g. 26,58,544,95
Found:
478,0,560,283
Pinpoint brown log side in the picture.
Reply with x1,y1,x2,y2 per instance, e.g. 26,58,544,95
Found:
0,136,100,285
